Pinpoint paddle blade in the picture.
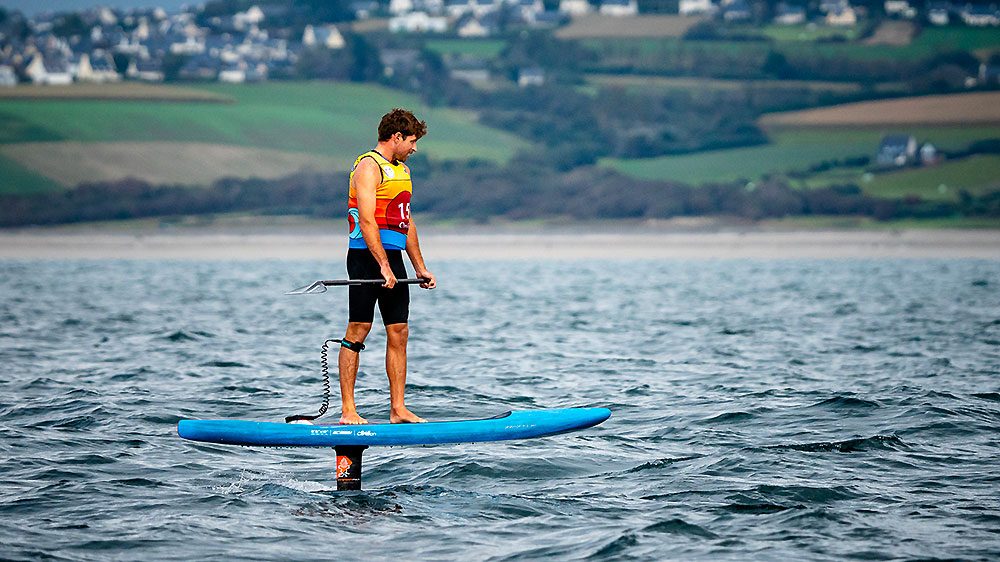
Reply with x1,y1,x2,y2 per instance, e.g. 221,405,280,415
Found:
285,281,327,295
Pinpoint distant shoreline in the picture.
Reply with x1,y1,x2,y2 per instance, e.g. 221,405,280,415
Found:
2,226,998,260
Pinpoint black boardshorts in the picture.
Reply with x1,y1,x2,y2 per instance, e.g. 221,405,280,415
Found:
347,248,409,326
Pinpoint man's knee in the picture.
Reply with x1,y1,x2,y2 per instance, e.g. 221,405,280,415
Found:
386,323,408,344
346,322,373,341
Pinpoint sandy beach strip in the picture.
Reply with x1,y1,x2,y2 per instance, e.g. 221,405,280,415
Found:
1,229,998,260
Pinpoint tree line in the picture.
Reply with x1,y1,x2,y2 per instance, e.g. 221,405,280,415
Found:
3,159,996,227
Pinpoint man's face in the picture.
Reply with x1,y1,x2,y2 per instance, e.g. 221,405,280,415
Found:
392,133,419,162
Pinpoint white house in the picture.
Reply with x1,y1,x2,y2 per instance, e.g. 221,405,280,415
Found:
302,24,345,49
219,62,246,83
774,3,806,24
131,18,149,41
884,0,915,18
928,7,949,24
98,6,118,26
457,16,490,36
170,37,206,55
825,5,857,25
25,54,73,85
232,6,265,30
600,0,638,16
389,12,450,32
679,0,714,15
920,143,940,166
127,58,164,82
877,134,917,167
76,52,121,82
559,0,592,15
0,65,17,87
514,0,546,21
390,0,415,15
959,5,999,26
445,0,499,19
518,67,545,87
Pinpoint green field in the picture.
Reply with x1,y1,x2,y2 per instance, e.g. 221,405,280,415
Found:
584,73,868,93
584,37,769,58
0,82,528,192
0,82,526,160
912,27,1000,54
798,155,1000,201
584,26,1000,66
0,154,60,194
423,39,507,58
866,155,999,200
758,24,861,42
602,126,1000,185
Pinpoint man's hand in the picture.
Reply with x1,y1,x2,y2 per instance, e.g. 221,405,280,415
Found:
380,264,398,289
416,269,436,289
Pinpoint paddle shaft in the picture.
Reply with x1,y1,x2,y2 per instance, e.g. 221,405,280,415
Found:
287,277,431,295
322,278,429,286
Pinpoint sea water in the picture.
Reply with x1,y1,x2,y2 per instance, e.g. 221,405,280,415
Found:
1,259,998,560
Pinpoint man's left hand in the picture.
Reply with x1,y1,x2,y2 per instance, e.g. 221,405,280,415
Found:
416,269,436,289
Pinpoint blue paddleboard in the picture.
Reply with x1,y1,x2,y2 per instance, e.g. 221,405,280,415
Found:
177,408,611,447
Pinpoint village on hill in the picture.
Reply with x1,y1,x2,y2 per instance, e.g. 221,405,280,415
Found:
0,0,997,227
1,0,998,87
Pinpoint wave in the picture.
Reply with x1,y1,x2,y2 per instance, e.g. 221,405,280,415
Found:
626,455,703,474
765,434,906,453
585,533,638,560
200,361,249,368
810,396,881,409
699,411,756,424
642,518,717,538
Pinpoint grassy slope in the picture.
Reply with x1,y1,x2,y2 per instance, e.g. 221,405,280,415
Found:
0,82,526,159
758,24,860,42
0,154,61,194
0,82,528,193
584,73,865,92
864,156,999,200
423,39,507,58
584,27,1000,64
602,126,1000,184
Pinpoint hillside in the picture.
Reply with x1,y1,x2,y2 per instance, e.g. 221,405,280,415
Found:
0,82,529,192
759,92,1000,127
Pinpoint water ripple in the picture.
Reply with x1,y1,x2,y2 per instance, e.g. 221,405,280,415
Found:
1,259,999,561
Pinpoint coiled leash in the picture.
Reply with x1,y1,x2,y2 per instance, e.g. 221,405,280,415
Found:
285,339,365,424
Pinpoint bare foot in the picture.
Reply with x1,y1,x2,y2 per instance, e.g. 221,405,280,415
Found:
340,412,369,425
390,408,427,424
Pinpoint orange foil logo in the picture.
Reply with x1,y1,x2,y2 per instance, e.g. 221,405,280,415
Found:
336,455,353,478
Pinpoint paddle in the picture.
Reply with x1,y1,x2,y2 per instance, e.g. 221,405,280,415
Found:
286,278,431,295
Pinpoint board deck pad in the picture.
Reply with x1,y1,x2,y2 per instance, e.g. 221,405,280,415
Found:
177,408,611,447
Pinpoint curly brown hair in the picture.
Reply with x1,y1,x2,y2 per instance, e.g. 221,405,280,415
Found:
377,108,428,141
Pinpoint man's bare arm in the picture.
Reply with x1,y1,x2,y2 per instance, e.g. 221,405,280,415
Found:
406,217,436,289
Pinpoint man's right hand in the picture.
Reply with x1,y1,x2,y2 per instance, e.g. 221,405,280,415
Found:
380,264,397,289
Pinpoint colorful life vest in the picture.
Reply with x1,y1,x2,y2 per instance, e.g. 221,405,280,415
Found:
347,150,412,251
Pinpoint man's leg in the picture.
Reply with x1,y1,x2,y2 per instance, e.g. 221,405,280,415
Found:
385,322,425,423
339,321,372,425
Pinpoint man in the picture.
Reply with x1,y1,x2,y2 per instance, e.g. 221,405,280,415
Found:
339,108,436,425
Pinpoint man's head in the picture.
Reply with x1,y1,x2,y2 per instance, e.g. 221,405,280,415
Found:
377,108,427,163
